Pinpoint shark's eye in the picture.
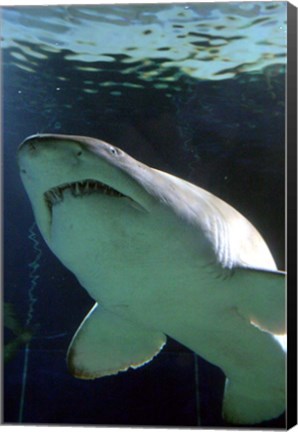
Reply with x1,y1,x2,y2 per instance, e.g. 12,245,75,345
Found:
77,151,82,157
110,146,120,156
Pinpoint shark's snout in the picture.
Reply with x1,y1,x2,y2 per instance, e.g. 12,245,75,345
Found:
18,134,84,161
19,137,37,153
18,135,41,165
18,134,91,188
18,134,55,155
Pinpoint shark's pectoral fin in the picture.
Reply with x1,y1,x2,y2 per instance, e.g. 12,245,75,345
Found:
67,303,166,379
232,268,285,335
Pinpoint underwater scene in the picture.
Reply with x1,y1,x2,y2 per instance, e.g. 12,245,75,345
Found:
2,2,286,428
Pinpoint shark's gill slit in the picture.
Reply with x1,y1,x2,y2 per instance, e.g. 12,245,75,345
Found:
44,179,126,210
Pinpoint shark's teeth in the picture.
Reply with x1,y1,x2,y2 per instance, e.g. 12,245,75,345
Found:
44,179,125,209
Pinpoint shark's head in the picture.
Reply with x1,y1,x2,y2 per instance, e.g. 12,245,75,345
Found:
18,134,159,243
18,133,277,276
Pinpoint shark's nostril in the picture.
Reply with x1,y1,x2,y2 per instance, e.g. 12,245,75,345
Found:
24,141,38,153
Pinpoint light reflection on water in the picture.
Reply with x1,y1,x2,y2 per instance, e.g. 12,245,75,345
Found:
2,2,287,85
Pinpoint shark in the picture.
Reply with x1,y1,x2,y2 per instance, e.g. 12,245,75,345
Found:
17,134,286,425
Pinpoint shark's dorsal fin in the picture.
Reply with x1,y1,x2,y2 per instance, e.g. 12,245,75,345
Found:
67,304,166,379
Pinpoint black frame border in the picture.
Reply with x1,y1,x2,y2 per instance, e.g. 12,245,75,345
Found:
286,2,297,429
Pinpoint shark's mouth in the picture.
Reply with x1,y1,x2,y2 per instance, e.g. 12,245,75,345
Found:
44,179,126,211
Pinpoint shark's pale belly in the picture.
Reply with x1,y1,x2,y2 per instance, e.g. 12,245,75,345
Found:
49,192,216,307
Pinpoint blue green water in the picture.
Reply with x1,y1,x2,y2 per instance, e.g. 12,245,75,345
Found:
2,2,286,427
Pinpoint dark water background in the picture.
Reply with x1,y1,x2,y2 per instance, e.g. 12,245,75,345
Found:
2,2,286,428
